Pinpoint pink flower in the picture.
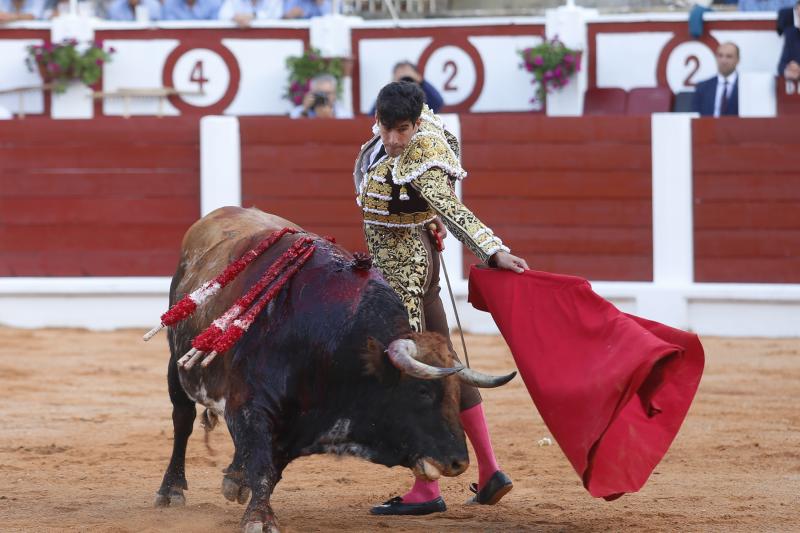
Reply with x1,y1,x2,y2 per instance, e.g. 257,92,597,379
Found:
109,46,116,54
43,42,53,52
94,39,104,48
95,59,104,66
564,54,574,64
533,55,544,66
554,66,562,77
543,70,553,80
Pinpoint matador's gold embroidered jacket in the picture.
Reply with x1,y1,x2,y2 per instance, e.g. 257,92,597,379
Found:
353,106,510,331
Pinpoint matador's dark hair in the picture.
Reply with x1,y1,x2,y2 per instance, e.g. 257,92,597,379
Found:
376,81,425,128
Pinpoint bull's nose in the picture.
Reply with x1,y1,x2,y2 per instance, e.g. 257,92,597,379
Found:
449,458,469,476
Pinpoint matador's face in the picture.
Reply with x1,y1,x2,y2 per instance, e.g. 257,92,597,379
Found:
377,117,422,157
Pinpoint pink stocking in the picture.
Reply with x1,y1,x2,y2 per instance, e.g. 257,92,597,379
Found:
460,403,500,489
401,477,440,503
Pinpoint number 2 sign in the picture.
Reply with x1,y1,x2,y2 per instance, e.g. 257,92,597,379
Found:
417,39,485,112
658,37,719,94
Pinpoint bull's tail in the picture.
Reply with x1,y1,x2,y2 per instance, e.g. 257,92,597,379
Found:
200,408,219,456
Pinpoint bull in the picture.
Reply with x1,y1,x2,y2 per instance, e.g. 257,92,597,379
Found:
154,207,514,533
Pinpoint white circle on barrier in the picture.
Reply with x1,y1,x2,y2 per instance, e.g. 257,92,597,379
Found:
422,45,477,107
666,42,717,93
172,48,230,107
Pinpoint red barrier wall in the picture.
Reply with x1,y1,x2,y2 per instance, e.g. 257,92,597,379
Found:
0,118,200,276
2,120,795,285
692,118,800,283
239,117,372,254
461,115,653,281
241,115,653,282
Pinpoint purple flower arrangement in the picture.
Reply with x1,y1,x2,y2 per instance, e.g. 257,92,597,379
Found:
520,37,581,104
26,39,115,93
285,47,344,105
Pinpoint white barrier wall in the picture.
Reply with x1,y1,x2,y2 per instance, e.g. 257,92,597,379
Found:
0,11,785,118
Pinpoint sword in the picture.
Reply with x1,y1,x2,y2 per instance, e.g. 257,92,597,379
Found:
428,223,470,369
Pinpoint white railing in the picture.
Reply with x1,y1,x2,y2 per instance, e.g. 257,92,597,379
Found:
342,0,439,16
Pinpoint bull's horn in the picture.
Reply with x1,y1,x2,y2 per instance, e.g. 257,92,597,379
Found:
386,339,461,380
456,367,517,388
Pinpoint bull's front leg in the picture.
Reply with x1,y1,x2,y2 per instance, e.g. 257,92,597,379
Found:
155,361,197,507
229,404,284,533
221,436,250,505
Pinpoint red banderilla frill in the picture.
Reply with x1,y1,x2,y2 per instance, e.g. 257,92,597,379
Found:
142,227,297,341
184,237,313,358
183,244,316,369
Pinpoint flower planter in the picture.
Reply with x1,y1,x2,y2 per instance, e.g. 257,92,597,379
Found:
51,79,93,119
25,39,114,118
545,78,583,117
520,40,582,111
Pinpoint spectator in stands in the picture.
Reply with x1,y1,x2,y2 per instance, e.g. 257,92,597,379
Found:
290,73,353,119
217,0,281,26
106,0,162,20
692,42,740,116
162,0,222,20
0,0,47,21
738,0,794,11
283,0,335,18
778,0,800,80
369,61,444,115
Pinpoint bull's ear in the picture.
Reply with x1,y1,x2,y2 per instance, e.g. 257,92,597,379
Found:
361,337,385,377
361,337,399,383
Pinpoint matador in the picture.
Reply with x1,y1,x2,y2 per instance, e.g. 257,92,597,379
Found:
353,81,529,516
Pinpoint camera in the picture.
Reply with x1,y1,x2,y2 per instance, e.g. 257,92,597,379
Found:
311,92,329,109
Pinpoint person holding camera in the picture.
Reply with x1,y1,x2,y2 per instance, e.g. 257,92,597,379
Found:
290,74,353,119
369,61,444,115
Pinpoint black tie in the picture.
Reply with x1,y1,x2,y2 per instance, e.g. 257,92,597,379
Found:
720,80,729,115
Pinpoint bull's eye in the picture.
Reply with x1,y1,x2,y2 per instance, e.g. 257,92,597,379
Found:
416,383,435,405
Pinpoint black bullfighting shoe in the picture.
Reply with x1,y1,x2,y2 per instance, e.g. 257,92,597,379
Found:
370,496,447,516
466,470,513,505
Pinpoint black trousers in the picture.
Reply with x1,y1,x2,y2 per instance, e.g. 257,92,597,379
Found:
419,229,482,411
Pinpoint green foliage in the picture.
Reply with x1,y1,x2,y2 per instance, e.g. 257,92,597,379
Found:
25,39,116,94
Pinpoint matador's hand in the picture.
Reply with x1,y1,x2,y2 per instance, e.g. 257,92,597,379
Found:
491,251,529,274
430,217,447,244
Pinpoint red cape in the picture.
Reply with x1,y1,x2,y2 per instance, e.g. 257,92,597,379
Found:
468,266,704,500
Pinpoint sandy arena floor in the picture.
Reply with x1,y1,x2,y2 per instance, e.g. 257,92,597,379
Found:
0,328,798,532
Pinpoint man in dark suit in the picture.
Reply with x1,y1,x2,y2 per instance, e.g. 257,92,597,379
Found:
778,1,800,80
691,42,740,117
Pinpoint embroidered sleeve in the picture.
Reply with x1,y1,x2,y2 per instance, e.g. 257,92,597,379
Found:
410,168,510,263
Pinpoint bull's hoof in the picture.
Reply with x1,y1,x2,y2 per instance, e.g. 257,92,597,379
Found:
222,476,250,504
242,521,279,533
154,488,186,507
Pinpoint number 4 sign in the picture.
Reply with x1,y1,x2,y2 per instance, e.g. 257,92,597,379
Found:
162,42,241,114
189,60,210,92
